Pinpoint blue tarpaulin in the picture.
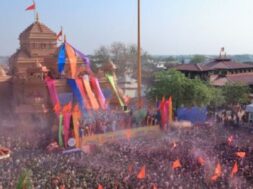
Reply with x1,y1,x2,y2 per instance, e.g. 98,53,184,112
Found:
176,107,207,124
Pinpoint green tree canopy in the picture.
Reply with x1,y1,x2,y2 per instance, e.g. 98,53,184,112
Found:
222,83,250,105
147,69,216,108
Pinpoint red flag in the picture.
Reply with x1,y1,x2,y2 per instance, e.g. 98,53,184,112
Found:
230,162,238,177
211,163,222,181
137,165,146,179
97,184,103,189
172,159,182,169
235,152,246,158
25,2,36,11
56,30,63,40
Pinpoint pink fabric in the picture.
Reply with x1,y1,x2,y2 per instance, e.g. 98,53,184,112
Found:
90,76,106,109
63,112,71,147
46,78,59,105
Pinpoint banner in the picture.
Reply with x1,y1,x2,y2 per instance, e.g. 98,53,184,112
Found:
72,112,80,147
58,44,66,74
58,114,64,147
90,76,106,109
63,112,71,147
106,74,124,107
76,78,92,110
67,79,87,113
65,43,77,78
45,78,59,105
82,76,99,110
81,126,160,145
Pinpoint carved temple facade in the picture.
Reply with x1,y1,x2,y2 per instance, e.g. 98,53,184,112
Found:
1,18,122,126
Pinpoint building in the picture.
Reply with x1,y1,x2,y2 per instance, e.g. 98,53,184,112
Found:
1,16,124,127
173,51,253,87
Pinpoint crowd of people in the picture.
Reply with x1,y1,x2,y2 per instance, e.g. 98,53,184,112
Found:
0,121,253,188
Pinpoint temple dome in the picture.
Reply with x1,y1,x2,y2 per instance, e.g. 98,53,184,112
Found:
19,21,56,40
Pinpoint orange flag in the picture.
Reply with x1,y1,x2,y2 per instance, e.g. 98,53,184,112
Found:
126,129,132,141
54,102,61,113
211,163,222,181
172,159,182,169
231,162,238,177
62,102,72,113
168,96,173,123
152,184,158,189
98,184,103,189
236,152,246,158
65,43,77,78
137,165,146,179
197,156,205,166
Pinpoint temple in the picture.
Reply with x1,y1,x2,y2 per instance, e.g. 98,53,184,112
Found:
173,49,253,88
2,16,123,126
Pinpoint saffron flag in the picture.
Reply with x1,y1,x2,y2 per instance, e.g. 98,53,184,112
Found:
211,163,222,181
72,111,80,148
236,152,246,158
25,2,36,11
137,165,146,179
172,159,182,169
76,78,91,110
98,184,103,189
58,44,66,74
231,162,238,177
159,97,167,129
65,43,77,78
169,96,173,123
82,76,100,110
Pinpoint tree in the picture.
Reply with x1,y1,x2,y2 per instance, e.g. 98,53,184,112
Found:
93,42,150,76
190,55,206,64
147,69,216,108
222,83,250,105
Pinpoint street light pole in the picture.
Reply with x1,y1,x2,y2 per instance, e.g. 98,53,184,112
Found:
137,0,142,109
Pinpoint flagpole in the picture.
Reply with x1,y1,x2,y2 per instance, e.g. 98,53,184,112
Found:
137,0,142,109
33,0,36,22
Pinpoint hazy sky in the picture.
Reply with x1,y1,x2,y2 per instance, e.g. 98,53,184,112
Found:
1,0,253,56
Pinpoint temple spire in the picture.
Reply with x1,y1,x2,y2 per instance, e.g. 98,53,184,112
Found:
35,12,39,22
